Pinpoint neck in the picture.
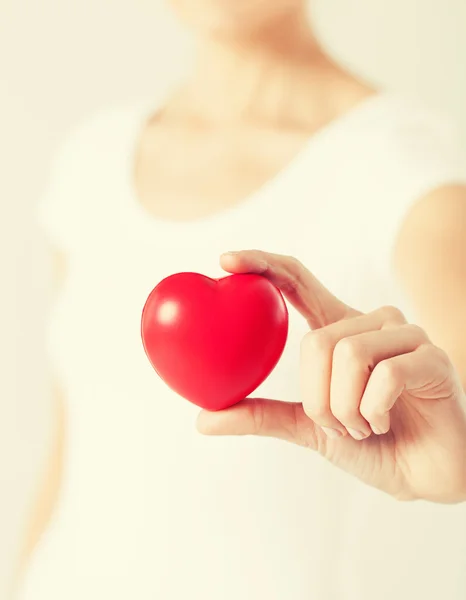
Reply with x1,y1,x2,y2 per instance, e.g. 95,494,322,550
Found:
176,10,332,125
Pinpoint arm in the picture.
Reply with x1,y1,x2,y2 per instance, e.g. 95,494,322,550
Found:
393,184,466,388
14,250,67,592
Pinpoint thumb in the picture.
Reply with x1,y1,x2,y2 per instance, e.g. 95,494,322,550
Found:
197,398,322,450
220,250,359,329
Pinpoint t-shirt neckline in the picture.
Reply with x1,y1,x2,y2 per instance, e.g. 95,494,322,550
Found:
123,89,393,234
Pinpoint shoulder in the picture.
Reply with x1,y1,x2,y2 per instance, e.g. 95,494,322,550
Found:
367,95,465,169
39,103,148,250
44,101,148,203
355,94,466,213
343,94,466,277
389,105,466,305
393,183,466,361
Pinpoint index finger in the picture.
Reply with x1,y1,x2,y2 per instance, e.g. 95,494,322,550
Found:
220,250,358,329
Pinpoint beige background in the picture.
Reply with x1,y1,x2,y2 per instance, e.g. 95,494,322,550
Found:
1,0,465,593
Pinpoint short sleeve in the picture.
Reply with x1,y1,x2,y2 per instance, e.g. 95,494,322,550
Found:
391,110,466,200
363,103,466,268
358,100,466,319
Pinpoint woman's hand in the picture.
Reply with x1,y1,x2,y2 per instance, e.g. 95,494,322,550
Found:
197,250,466,503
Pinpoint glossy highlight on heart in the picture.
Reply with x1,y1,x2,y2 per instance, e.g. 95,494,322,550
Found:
141,272,289,411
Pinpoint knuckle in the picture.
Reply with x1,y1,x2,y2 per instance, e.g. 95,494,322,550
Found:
374,359,400,387
360,402,383,421
301,330,333,357
286,255,307,288
251,399,265,435
359,405,372,421
428,344,451,368
286,255,304,272
333,337,365,365
286,254,301,267
303,401,331,424
404,323,429,342
380,305,406,324
331,403,357,423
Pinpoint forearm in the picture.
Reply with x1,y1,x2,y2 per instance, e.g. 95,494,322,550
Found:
13,384,65,596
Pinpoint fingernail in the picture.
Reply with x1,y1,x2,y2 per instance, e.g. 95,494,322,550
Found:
224,251,239,256
347,428,369,441
322,427,342,439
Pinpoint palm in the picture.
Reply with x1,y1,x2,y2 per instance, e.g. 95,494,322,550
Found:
322,391,466,501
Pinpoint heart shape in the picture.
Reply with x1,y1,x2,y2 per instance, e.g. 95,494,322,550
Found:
141,272,289,411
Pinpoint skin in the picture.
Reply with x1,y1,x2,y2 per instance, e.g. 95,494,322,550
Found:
13,251,66,594
197,250,466,503
19,0,466,591
135,3,374,220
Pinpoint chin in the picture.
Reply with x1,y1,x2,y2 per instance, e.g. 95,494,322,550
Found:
170,0,304,38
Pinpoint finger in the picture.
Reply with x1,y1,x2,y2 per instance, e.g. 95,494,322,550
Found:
196,398,322,449
220,250,358,329
360,343,449,435
307,305,407,344
300,332,347,437
330,324,428,439
300,308,407,438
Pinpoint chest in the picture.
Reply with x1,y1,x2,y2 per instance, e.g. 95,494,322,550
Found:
55,117,403,386
134,123,311,220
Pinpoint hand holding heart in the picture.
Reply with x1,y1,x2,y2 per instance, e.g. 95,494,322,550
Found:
197,250,466,503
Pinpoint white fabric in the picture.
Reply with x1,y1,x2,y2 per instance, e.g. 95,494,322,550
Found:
22,93,466,600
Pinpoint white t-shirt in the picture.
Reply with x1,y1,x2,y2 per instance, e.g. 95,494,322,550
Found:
22,93,466,600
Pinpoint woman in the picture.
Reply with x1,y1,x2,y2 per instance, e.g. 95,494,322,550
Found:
19,1,466,599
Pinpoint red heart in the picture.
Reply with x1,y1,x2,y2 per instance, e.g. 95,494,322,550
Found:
141,272,289,411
